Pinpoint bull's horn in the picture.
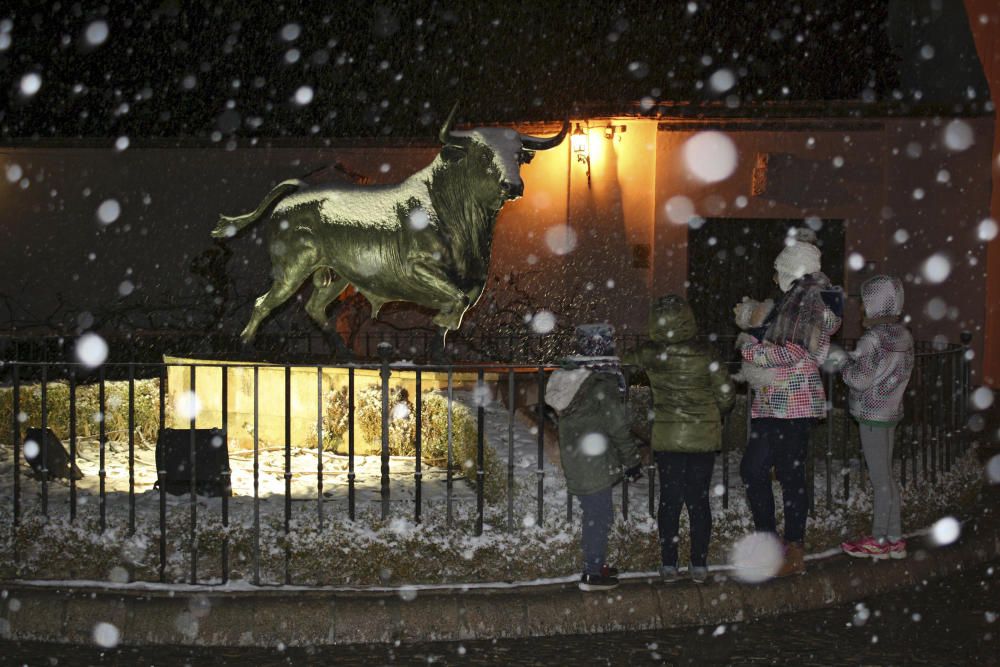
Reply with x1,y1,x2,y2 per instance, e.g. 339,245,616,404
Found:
439,102,460,144
519,119,570,150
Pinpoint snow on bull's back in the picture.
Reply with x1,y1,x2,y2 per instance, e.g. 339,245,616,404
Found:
275,164,438,232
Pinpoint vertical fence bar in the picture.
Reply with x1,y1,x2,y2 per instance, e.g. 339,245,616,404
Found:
40,364,49,517
622,464,630,521
825,372,834,508
158,364,167,582
842,382,852,501
414,369,423,524
99,366,107,531
253,365,261,586
221,365,230,584
69,368,77,523
316,366,324,530
447,368,454,527
806,425,815,515
930,357,938,484
900,421,909,488
476,368,485,536
960,332,972,456
128,363,136,536
648,444,656,518
189,365,197,584
348,367,356,521
722,400,733,511
11,363,20,543
919,361,927,480
947,350,955,471
536,366,545,527
284,365,292,585
744,391,753,505
507,368,516,532
378,344,391,521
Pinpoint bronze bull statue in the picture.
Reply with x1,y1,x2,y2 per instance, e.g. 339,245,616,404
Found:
212,108,567,349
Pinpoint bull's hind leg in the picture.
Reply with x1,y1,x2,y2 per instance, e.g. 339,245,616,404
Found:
305,271,356,358
241,250,317,342
305,270,349,327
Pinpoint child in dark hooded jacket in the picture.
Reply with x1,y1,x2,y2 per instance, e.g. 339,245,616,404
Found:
545,324,642,592
840,275,914,560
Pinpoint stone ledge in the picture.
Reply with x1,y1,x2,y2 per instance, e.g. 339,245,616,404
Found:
2,509,998,647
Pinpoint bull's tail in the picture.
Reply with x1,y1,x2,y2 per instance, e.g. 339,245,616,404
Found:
211,179,305,239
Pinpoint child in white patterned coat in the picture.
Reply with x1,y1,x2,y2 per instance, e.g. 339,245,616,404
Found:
839,275,914,560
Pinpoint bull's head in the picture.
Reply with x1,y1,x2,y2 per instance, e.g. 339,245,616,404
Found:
438,105,569,201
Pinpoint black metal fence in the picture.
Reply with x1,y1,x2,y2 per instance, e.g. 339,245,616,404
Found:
0,328,653,365
1,335,974,585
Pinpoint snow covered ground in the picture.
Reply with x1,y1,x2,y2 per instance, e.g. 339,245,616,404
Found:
0,388,985,586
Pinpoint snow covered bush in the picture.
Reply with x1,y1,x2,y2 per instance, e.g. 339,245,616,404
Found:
0,379,161,446
355,384,416,456
321,385,351,452
419,392,476,465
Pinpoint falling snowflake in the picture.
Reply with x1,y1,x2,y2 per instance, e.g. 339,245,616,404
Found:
682,131,737,183
92,622,120,648
930,516,960,546
943,120,973,151
579,433,608,457
85,20,109,47
19,72,42,96
96,199,121,225
921,254,951,284
75,333,108,368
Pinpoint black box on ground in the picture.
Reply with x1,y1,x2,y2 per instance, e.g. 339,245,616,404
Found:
155,428,230,497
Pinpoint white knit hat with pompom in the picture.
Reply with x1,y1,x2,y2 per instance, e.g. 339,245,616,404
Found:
774,227,821,291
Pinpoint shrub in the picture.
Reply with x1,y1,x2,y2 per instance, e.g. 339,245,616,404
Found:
419,392,477,464
322,386,351,452
355,384,415,456
418,392,504,502
320,387,505,502
0,378,161,447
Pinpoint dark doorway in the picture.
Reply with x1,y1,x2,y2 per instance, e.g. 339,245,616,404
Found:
686,218,845,340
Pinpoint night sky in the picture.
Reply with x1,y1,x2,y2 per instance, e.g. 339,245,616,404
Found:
1,1,897,140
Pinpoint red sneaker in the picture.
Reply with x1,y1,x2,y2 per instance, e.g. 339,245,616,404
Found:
841,536,890,560
887,539,907,560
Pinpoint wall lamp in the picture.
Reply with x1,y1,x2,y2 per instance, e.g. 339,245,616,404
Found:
571,123,591,188
604,124,627,141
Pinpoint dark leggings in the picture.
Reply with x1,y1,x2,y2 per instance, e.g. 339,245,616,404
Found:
655,451,715,568
740,418,814,544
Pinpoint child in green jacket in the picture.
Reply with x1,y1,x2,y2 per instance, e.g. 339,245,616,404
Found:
625,295,734,583
546,323,642,592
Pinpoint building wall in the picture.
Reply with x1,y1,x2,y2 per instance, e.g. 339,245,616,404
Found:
965,0,1000,386
0,114,994,371
651,122,883,341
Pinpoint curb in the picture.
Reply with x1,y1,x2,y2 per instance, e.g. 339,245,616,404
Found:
2,509,998,647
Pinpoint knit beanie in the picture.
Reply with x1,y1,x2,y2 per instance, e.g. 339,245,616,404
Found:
574,323,616,357
774,227,821,292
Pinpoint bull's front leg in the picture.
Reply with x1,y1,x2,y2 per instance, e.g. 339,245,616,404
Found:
409,260,470,332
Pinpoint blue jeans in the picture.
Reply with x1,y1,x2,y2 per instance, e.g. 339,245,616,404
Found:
740,418,814,544
578,486,613,575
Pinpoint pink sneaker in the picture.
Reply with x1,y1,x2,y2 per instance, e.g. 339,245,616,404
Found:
887,539,907,560
841,536,890,560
